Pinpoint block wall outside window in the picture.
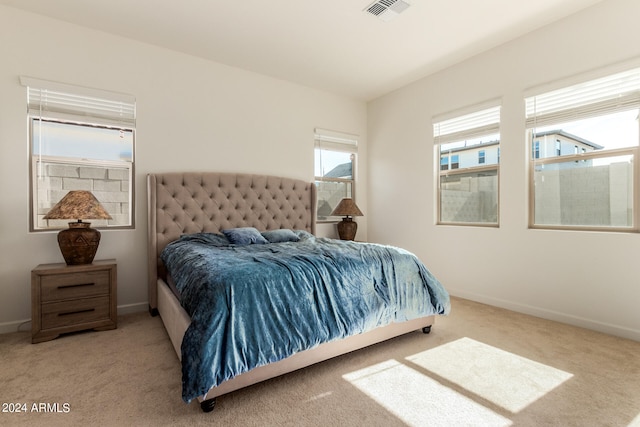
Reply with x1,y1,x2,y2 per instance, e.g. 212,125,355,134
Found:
315,180,353,220
440,170,498,223
34,159,131,229
532,156,633,228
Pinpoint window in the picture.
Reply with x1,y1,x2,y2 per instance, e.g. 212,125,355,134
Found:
22,77,136,231
525,66,640,231
314,128,358,221
450,155,460,170
440,156,450,171
433,104,501,225
440,155,460,171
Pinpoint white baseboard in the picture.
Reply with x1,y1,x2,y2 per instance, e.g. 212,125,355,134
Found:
117,302,149,315
449,289,640,342
0,302,150,335
0,318,32,334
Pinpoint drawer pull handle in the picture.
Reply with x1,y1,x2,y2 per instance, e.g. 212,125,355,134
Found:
58,308,95,316
58,283,95,289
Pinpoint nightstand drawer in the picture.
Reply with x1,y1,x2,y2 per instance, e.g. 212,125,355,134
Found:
40,270,110,302
41,296,111,329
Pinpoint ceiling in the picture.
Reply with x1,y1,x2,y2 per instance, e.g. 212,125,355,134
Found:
0,0,604,101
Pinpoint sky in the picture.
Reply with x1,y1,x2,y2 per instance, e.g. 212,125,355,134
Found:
32,119,133,162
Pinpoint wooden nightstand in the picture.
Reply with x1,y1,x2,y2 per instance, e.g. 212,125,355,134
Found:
31,259,117,343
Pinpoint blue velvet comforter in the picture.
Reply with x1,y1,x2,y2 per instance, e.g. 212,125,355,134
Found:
161,231,450,402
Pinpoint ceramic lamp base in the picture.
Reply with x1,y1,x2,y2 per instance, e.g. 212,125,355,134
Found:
57,221,101,265
337,217,357,241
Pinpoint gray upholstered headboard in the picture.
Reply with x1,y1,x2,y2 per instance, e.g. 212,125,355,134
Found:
147,172,317,311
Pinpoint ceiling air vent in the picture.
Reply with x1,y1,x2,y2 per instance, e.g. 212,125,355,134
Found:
364,0,411,22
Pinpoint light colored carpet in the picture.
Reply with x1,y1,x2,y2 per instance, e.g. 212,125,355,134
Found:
1,297,639,426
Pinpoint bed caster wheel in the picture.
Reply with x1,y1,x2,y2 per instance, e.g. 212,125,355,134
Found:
200,398,216,413
422,326,432,334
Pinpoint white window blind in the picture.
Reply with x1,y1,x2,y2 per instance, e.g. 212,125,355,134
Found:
433,105,501,144
20,76,136,127
314,128,358,152
525,67,640,128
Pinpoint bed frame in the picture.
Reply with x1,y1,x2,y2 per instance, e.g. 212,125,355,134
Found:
147,172,434,412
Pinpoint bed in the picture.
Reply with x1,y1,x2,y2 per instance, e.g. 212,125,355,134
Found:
147,172,450,412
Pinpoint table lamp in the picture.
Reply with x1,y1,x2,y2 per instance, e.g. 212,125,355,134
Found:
43,190,112,265
330,198,363,241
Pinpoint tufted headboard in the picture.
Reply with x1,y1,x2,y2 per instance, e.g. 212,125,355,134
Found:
147,172,317,311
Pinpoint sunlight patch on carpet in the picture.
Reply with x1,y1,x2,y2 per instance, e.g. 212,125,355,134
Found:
628,413,640,426
406,337,573,413
343,359,512,427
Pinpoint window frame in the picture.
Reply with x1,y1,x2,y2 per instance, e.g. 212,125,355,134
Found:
314,128,358,223
525,66,640,233
433,103,501,227
22,77,136,232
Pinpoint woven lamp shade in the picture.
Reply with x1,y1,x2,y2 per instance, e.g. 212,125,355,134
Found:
44,191,112,265
330,198,363,218
330,198,363,241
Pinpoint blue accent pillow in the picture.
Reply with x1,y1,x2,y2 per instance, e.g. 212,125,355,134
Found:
261,229,300,243
222,227,268,245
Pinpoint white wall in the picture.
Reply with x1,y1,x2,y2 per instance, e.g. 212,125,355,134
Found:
368,0,640,341
0,6,367,331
